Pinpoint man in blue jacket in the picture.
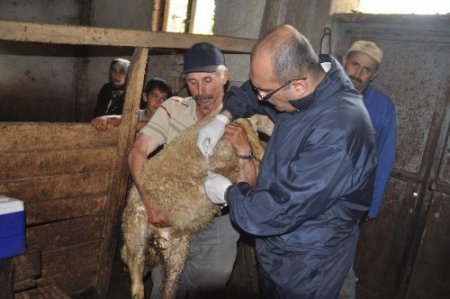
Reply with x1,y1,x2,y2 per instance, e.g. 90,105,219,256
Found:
197,24,377,299
339,40,397,298
343,40,397,220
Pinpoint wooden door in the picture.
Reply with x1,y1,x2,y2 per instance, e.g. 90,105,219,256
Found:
332,14,450,299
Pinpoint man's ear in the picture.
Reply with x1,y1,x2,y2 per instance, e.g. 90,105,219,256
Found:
292,78,308,95
222,68,230,85
142,92,147,102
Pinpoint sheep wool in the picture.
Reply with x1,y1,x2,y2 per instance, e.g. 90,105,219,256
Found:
121,117,265,299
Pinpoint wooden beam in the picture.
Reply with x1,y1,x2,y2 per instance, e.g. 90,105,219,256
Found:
95,47,149,298
0,20,256,53
259,0,288,37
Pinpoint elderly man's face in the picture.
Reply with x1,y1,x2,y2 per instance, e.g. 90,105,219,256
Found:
343,51,379,92
185,71,226,111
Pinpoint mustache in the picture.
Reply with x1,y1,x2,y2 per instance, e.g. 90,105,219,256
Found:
194,94,214,101
348,76,362,84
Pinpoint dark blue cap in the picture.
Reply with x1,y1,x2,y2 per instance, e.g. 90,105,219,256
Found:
183,42,225,74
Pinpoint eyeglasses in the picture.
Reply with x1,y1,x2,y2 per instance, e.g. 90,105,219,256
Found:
251,78,306,101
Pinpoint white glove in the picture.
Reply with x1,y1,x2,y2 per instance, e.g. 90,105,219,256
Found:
204,171,232,205
197,114,230,157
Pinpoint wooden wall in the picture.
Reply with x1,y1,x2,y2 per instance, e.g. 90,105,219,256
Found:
0,123,118,294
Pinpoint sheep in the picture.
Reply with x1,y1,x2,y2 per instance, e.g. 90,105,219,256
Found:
121,117,266,299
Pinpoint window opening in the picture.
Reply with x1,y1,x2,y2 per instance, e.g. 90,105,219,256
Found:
359,0,450,14
163,0,215,34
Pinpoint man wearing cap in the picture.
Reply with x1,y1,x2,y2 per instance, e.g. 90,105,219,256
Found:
127,42,240,298
339,40,397,298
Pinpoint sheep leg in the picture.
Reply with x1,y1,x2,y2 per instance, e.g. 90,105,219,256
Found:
121,195,149,299
161,234,191,299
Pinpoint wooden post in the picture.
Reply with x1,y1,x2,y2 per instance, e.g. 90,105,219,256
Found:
95,47,149,298
151,0,164,31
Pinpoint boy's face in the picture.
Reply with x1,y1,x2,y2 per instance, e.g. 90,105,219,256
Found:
144,88,168,114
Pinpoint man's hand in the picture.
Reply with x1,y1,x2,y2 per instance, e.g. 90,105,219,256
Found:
224,122,252,156
140,192,171,227
197,114,230,156
204,171,232,205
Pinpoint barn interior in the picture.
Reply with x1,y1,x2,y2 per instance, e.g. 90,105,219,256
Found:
1,0,450,298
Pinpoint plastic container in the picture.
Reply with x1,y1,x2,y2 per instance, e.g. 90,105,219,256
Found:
0,195,25,259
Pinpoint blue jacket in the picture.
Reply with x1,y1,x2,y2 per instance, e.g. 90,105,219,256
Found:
223,56,377,298
363,85,396,218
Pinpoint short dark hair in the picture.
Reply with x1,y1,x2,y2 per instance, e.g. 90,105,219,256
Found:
252,25,320,84
273,33,320,83
144,77,173,98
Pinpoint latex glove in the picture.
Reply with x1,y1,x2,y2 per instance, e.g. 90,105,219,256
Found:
197,114,230,156
204,171,232,205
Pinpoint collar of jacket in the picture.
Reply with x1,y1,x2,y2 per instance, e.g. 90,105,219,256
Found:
289,54,355,111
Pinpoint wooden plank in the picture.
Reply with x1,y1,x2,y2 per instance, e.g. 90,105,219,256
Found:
0,259,14,299
96,47,148,297
42,243,100,278
25,195,107,225
13,279,37,293
40,242,100,295
0,147,117,180
0,20,256,53
27,215,105,252
0,171,112,203
43,269,98,297
12,247,41,283
355,179,418,298
14,285,70,299
0,123,118,152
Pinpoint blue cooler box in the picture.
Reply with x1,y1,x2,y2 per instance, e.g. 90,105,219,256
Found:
0,195,25,259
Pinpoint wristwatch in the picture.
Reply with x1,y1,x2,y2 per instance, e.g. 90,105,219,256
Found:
236,151,254,160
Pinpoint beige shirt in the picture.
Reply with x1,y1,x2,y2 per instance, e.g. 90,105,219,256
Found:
140,96,222,145
140,95,274,146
